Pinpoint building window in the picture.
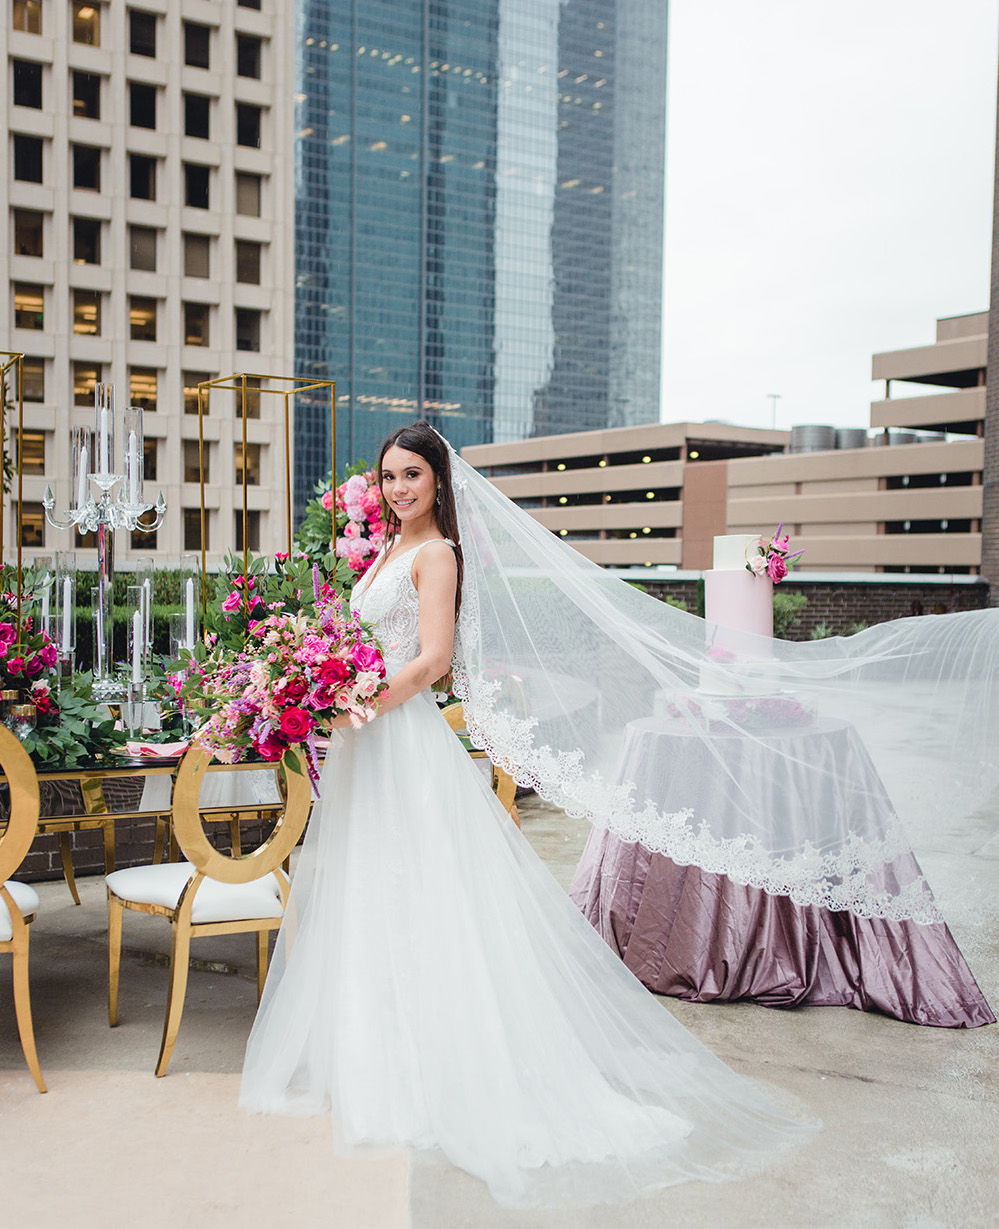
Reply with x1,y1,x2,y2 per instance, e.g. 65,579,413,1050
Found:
236,34,262,78
72,71,100,119
143,437,157,481
13,60,42,109
235,442,261,486
184,21,210,69
72,144,100,190
184,302,210,347
129,224,156,271
235,172,262,216
17,431,45,475
73,289,101,336
129,153,156,200
129,8,156,56
13,284,43,330
184,162,210,209
131,526,157,551
237,377,261,419
184,92,210,140
235,240,261,284
73,216,101,264
236,103,261,148
22,357,44,402
73,362,101,405
129,81,156,129
183,508,207,551
234,509,261,552
183,439,208,484
12,0,42,33
183,372,211,415
19,502,45,548
129,296,157,342
183,232,210,278
72,2,100,45
14,134,43,183
238,0,261,9
129,367,157,414
235,308,261,352
13,209,44,257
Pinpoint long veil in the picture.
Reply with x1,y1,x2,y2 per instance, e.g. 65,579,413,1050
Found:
446,446,999,925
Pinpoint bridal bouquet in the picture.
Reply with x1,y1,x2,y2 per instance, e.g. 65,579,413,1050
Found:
746,523,804,584
184,569,388,785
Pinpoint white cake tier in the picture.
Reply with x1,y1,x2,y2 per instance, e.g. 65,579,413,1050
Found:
712,533,763,570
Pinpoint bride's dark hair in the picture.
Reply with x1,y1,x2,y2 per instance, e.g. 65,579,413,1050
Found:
377,419,464,617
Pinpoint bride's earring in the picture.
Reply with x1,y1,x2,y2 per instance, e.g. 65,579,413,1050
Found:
436,488,441,506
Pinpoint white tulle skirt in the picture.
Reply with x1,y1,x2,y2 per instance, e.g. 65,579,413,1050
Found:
239,690,816,1207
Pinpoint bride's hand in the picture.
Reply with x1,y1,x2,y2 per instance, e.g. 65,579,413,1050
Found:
328,713,356,730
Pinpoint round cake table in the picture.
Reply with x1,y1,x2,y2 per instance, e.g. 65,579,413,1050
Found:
569,715,994,1027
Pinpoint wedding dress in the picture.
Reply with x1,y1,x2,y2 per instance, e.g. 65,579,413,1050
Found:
239,538,816,1208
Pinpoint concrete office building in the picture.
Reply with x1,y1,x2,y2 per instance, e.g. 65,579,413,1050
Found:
2,0,296,568
292,0,668,518
467,312,988,575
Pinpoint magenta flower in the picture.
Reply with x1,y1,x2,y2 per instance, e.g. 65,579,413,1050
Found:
222,591,242,613
766,554,788,583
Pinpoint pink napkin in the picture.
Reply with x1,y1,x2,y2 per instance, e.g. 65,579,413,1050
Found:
124,740,190,758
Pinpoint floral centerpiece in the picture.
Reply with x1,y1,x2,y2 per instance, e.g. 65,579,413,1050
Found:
294,461,386,595
180,563,388,787
746,524,804,584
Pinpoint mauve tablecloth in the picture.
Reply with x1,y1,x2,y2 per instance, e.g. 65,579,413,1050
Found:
569,717,994,1028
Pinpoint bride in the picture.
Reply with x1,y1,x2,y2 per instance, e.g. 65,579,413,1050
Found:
239,419,819,1207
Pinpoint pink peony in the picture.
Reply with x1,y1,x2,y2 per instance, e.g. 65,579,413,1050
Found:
321,489,335,511
766,554,788,584
343,520,361,540
351,642,384,676
347,553,364,572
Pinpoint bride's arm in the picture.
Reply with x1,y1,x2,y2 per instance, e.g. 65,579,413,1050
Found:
331,542,457,726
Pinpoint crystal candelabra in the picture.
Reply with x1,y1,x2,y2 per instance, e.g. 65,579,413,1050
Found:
43,384,166,700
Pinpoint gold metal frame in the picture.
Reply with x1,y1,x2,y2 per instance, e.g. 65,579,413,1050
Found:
194,373,336,618
0,352,28,634
106,746,312,1077
440,702,520,826
0,723,45,1092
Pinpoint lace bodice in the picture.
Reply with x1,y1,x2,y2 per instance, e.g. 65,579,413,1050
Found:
350,540,454,677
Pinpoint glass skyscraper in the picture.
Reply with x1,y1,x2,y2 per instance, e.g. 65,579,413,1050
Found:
293,0,667,514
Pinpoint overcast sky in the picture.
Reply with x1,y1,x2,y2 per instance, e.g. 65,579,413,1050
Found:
661,0,999,433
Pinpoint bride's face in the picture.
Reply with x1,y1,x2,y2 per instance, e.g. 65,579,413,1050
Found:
380,445,439,529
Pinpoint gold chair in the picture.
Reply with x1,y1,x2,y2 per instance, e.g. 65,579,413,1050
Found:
0,724,45,1093
440,702,520,827
105,745,311,1077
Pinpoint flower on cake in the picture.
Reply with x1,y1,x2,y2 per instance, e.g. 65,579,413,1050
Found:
746,523,803,586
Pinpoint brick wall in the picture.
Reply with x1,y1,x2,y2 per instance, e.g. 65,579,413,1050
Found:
639,577,990,639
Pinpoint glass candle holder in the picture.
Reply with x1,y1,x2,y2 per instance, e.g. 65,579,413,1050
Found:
94,383,116,480
123,404,144,508
135,556,155,675
11,704,36,741
54,551,77,656
179,553,201,649
71,425,95,513
126,585,145,694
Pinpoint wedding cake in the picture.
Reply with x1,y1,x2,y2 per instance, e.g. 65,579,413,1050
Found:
704,534,773,638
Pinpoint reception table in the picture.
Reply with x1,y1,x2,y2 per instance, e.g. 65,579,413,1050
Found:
570,715,994,1028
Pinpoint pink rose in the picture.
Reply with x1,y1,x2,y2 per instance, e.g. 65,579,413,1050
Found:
347,553,364,572
24,656,44,677
222,591,242,613
319,658,350,686
351,642,384,676
39,642,57,667
321,490,335,511
748,553,768,577
7,656,26,674
280,676,309,702
256,732,285,761
0,623,17,648
766,554,788,584
279,706,314,741
343,520,361,541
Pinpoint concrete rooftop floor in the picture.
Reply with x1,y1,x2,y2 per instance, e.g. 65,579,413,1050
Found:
2,789,997,1229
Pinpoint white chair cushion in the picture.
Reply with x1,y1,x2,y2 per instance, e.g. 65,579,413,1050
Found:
106,861,285,924
1,880,41,942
